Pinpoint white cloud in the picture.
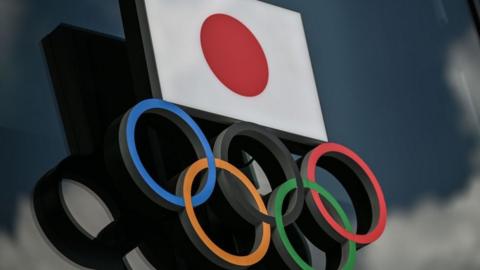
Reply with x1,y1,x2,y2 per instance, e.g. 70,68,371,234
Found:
359,174,480,269
447,28,480,135
359,28,480,270
0,198,81,270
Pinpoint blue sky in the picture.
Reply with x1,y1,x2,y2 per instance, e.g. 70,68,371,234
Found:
0,0,479,269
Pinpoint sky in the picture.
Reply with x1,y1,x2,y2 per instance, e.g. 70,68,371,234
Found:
0,0,479,269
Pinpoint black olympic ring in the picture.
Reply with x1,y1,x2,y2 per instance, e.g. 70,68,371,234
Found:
213,121,304,226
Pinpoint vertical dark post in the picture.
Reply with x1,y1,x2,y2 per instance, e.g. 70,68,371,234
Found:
42,24,137,155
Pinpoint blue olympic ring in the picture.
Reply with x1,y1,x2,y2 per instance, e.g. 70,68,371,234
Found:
124,98,216,207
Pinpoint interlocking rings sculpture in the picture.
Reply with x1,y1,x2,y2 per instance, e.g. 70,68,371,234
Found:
33,98,387,270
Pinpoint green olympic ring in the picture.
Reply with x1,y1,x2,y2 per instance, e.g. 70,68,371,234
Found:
273,179,356,270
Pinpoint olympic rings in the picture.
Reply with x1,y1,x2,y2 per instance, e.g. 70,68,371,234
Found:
272,179,356,270
35,98,387,270
118,99,216,209
301,143,387,244
178,158,271,269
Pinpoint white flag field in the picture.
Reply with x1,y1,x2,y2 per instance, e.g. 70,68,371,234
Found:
138,0,328,142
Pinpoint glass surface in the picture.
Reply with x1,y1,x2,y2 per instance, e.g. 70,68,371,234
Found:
0,0,479,269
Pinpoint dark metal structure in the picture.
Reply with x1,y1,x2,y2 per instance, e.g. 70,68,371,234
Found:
34,20,385,269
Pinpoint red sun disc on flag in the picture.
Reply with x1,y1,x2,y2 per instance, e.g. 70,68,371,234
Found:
201,14,269,97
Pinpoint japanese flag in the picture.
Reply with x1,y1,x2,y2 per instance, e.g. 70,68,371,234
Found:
134,0,328,142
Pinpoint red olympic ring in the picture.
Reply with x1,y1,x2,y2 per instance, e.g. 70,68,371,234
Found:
305,142,387,244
